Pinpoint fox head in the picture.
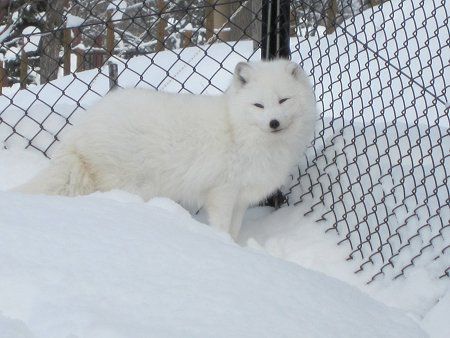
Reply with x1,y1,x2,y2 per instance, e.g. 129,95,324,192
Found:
227,59,316,140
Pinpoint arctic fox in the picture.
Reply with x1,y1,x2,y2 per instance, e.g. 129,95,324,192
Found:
16,59,317,239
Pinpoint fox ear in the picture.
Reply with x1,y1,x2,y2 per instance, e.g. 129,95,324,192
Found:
286,61,301,80
234,62,252,86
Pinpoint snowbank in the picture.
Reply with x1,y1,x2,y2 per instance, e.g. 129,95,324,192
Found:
0,188,426,338
422,292,450,338
238,202,449,335
0,314,33,338
0,149,428,338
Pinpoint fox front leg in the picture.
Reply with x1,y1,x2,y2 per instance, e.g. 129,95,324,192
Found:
204,186,238,236
229,202,248,241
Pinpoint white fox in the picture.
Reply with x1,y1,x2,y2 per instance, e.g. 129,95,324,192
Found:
15,59,317,239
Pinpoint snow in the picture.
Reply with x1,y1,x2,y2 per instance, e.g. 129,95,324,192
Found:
0,25,13,44
0,152,426,338
0,147,48,190
422,291,450,338
107,0,128,21
0,0,448,336
238,204,357,284
65,14,86,29
22,27,41,53
236,202,449,333
0,314,33,338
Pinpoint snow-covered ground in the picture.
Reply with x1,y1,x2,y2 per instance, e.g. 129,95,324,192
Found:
0,148,430,338
0,146,448,337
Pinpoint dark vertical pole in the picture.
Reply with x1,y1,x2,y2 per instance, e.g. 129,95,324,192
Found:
0,61,5,94
261,0,291,60
108,62,118,91
20,48,28,89
63,29,71,76
260,0,291,208
325,0,338,35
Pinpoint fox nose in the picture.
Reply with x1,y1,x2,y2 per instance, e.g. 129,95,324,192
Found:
269,119,280,129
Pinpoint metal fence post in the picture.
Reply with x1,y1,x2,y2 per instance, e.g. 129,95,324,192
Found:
261,0,291,208
261,0,291,59
108,62,118,91
20,47,28,90
0,61,5,95
63,29,71,76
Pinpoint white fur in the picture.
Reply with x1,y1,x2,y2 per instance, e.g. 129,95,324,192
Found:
15,59,317,239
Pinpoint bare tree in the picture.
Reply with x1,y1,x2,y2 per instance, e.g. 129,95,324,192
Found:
39,0,66,83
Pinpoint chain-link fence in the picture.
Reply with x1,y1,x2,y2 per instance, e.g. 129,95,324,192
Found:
0,0,448,284
0,0,266,154
286,0,449,283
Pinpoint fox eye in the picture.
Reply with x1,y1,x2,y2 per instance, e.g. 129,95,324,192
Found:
279,98,290,104
253,103,264,109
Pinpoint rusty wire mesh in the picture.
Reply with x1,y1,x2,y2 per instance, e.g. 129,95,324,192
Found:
0,0,448,284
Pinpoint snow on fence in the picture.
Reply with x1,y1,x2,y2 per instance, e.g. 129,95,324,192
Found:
0,0,448,284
